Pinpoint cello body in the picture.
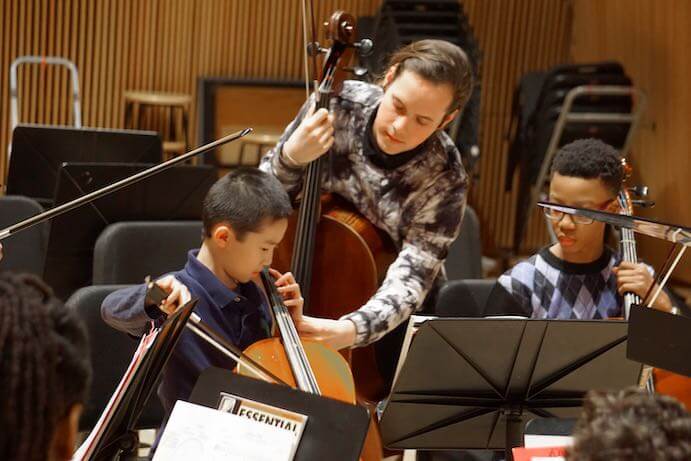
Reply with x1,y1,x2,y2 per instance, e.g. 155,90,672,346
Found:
273,194,397,402
242,337,356,403
653,369,691,411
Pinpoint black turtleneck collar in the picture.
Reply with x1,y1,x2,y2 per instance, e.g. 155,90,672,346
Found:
364,105,428,170
540,246,613,275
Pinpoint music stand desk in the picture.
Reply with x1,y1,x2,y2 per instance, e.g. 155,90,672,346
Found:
379,318,642,461
189,368,370,461
83,300,196,460
628,304,691,377
7,124,161,206
43,161,216,299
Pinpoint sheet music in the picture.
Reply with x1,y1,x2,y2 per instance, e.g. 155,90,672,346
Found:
153,400,295,461
391,315,437,386
72,327,160,460
524,435,573,448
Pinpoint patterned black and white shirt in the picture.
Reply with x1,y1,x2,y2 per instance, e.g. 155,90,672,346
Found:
260,80,468,347
486,247,625,319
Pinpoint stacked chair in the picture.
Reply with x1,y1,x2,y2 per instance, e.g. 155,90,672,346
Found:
506,61,645,251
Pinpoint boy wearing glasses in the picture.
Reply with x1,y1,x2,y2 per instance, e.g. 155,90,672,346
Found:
486,138,672,318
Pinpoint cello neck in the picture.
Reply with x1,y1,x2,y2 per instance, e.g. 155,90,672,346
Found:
291,80,333,302
617,189,642,316
260,268,321,394
289,12,357,310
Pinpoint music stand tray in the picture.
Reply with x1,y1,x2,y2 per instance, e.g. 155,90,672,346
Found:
189,368,370,461
379,318,641,460
628,305,691,377
43,161,216,299
7,124,161,206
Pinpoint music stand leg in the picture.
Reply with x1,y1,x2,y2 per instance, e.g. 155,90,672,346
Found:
505,406,523,461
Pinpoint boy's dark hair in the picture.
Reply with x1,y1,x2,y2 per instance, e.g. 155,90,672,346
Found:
0,272,91,461
567,387,691,460
550,138,624,195
385,39,474,115
202,167,292,239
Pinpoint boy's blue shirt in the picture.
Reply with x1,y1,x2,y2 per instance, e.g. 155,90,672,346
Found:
101,249,272,416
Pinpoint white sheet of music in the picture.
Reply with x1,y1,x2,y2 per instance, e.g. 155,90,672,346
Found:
153,400,296,461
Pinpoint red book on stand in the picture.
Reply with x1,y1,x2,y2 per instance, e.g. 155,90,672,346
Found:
512,446,567,461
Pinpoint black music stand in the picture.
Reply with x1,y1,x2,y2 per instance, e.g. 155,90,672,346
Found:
43,162,216,299
6,124,161,206
379,318,642,461
628,304,691,377
81,300,197,460
189,368,370,461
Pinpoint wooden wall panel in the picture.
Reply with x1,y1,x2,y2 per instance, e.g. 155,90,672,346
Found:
0,0,379,180
571,0,691,284
1,0,578,263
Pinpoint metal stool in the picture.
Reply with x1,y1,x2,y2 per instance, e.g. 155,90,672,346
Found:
123,91,192,163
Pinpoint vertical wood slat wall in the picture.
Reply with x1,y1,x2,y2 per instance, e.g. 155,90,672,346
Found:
0,0,573,257
0,0,379,178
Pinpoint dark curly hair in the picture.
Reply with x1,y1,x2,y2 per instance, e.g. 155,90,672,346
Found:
567,387,691,461
0,272,91,460
550,138,624,195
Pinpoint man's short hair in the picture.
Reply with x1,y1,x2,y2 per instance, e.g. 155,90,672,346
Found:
386,39,474,115
202,167,292,240
567,387,691,460
550,138,624,195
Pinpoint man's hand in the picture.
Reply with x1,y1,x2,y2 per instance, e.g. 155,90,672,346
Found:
268,268,356,350
613,261,673,312
282,104,335,166
155,275,192,315
293,316,357,351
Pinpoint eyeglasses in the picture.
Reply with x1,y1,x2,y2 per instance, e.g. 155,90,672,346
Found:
543,199,615,225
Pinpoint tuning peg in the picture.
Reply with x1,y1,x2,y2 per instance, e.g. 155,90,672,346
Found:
631,199,655,208
306,42,326,57
343,67,368,78
628,185,650,198
354,38,374,57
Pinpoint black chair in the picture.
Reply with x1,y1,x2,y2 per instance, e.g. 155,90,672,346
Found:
66,285,165,432
0,195,48,275
92,221,201,284
435,279,497,318
444,206,482,280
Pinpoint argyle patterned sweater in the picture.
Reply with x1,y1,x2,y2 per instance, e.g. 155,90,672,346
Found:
487,247,626,319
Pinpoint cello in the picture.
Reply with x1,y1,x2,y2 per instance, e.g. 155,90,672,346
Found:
272,11,397,404
241,268,357,402
617,160,691,410
241,269,384,460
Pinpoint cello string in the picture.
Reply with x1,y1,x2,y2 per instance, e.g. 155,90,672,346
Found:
264,269,320,393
